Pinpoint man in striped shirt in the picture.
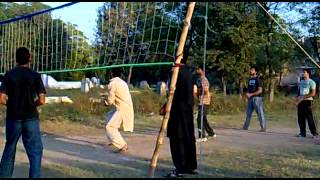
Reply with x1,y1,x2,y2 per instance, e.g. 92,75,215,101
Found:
194,64,216,141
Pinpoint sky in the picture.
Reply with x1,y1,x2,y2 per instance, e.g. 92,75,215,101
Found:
41,2,309,43
15,2,311,45
41,2,105,45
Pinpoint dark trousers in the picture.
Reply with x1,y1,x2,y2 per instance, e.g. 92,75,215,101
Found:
197,105,215,138
297,100,318,136
169,138,197,174
0,118,43,178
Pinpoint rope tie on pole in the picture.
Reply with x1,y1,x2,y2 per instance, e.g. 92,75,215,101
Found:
173,63,183,67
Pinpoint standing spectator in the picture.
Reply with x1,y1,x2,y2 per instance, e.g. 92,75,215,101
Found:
242,66,266,132
295,69,318,138
194,64,216,141
0,47,46,178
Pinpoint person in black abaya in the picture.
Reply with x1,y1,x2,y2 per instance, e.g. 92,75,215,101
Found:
165,57,198,178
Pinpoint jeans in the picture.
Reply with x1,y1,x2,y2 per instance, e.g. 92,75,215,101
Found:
0,118,43,178
243,96,266,130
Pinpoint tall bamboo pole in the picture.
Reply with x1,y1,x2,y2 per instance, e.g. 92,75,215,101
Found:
147,2,196,178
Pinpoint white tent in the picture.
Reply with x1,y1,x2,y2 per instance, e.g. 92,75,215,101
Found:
41,74,81,89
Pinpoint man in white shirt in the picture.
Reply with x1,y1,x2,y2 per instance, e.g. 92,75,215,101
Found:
104,68,134,153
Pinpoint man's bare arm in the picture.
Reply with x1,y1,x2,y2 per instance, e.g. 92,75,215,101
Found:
247,87,262,98
35,93,45,106
0,93,7,105
303,88,316,99
252,87,263,96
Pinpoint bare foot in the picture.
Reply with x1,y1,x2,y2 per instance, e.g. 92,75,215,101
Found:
116,144,128,153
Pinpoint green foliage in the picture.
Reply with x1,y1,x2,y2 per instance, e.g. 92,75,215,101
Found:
0,2,51,20
1,2,318,87
39,87,164,127
207,91,320,115
35,87,320,129
0,2,93,78
93,2,182,79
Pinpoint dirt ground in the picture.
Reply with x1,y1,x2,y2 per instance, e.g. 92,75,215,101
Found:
0,122,319,178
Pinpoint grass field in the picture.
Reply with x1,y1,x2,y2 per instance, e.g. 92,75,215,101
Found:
1,88,320,178
12,147,320,178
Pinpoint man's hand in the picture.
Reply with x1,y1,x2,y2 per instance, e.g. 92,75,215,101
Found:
35,93,45,106
295,96,302,101
295,96,304,106
104,99,109,106
0,93,7,105
246,87,262,99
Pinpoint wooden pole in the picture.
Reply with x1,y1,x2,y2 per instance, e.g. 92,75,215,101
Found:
147,2,196,178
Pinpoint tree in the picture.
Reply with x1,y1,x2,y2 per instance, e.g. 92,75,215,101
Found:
0,2,93,80
255,2,302,102
290,2,320,61
94,2,183,84
187,2,260,96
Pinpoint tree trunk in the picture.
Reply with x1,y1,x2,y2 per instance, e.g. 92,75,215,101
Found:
127,66,133,85
269,77,275,102
312,36,320,62
268,65,274,102
261,2,276,103
239,78,244,99
279,69,282,86
318,77,320,99
222,76,227,96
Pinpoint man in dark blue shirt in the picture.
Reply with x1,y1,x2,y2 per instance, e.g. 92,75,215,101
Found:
0,47,46,178
242,66,266,132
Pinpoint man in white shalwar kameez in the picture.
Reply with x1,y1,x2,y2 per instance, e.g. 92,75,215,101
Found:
104,68,134,152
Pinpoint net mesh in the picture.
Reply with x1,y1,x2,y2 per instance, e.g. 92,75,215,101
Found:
0,2,188,74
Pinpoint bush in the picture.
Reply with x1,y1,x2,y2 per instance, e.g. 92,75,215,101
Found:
40,87,164,126
207,91,320,115
3,87,319,128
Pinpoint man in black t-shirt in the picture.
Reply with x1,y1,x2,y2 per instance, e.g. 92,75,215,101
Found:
242,66,266,132
0,47,46,178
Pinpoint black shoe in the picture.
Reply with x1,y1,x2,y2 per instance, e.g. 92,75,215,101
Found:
296,134,306,138
164,170,184,178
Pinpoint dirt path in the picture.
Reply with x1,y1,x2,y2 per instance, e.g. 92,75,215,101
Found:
0,126,318,177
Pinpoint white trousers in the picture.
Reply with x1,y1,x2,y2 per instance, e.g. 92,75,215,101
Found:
105,110,127,149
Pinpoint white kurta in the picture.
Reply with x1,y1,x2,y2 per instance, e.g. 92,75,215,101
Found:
105,77,134,132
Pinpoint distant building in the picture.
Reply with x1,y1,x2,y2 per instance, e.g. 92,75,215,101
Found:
280,66,316,87
279,65,320,97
